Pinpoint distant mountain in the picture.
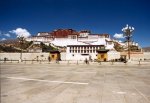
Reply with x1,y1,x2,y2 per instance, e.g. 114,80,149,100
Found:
142,47,150,52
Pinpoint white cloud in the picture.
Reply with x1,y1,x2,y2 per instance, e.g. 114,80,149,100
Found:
4,33,11,37
1,38,6,41
10,28,31,38
0,31,11,37
113,33,124,39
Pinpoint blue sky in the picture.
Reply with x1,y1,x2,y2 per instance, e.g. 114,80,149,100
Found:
0,0,150,47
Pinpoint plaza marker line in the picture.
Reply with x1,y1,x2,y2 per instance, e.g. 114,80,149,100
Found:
5,77,89,85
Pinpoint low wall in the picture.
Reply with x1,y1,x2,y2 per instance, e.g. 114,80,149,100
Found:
107,51,120,61
143,52,150,60
130,52,150,60
121,52,150,61
60,52,66,61
1,52,150,61
130,53,144,60
0,53,49,60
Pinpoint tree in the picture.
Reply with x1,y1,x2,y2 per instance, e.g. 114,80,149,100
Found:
17,35,26,62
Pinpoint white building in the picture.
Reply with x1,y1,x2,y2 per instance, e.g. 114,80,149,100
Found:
26,29,119,61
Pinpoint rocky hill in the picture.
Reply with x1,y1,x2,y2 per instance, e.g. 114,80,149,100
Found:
0,39,32,52
0,39,57,52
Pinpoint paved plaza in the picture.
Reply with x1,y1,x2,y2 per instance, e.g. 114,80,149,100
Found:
1,63,150,103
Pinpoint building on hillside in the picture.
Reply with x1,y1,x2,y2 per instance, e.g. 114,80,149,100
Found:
51,29,78,38
66,45,104,61
78,30,91,37
65,37,115,61
26,29,140,61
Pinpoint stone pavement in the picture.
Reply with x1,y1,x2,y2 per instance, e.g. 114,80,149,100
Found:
1,63,150,103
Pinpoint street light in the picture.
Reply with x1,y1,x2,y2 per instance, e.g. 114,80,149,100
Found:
17,35,25,62
122,24,134,60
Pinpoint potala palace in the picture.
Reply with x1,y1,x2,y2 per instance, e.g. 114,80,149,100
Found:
26,28,141,61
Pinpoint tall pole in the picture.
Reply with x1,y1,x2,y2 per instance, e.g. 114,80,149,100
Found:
127,36,130,59
18,36,25,62
20,47,22,62
122,24,134,60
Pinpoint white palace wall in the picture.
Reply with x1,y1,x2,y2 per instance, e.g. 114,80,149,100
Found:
0,53,49,60
107,51,120,61
0,52,150,61
65,53,97,61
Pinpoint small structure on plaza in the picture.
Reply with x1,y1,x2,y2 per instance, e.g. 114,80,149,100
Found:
97,46,109,61
49,50,61,61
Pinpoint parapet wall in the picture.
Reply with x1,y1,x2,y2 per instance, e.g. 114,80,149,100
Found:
0,53,49,60
121,52,150,60
143,52,150,60
130,52,144,60
0,52,150,61
130,52,150,60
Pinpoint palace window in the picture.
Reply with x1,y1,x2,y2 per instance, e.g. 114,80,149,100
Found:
78,47,80,50
70,35,77,39
100,46,105,50
96,47,98,50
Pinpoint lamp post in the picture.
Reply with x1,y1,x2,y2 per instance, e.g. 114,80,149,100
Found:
122,24,134,60
18,35,25,62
